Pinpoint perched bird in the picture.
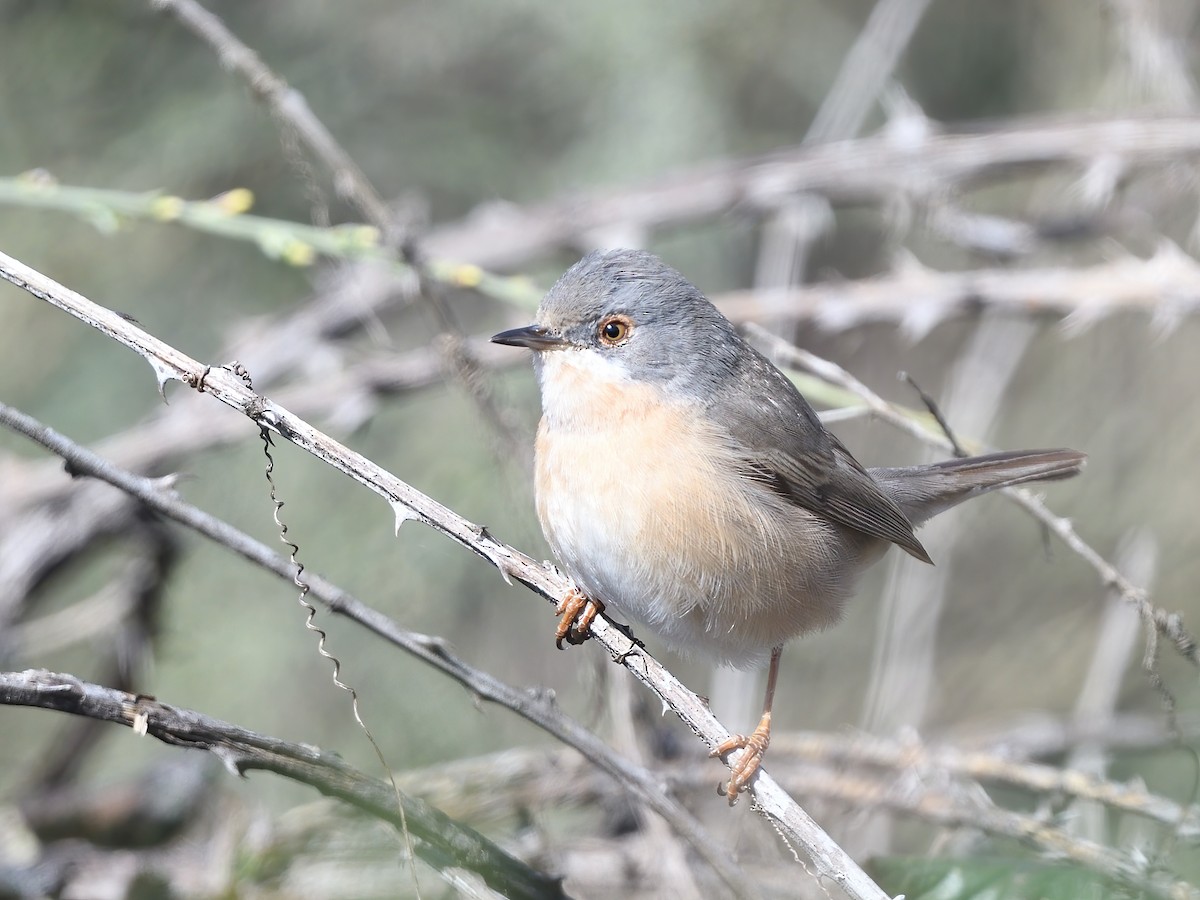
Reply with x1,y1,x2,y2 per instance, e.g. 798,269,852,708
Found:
492,249,1085,801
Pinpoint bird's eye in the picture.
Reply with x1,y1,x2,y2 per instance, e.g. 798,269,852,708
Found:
598,315,633,345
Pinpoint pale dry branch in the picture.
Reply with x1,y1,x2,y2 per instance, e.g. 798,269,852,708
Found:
426,115,1200,269
955,710,1199,759
743,322,1200,670
752,0,934,291
1065,531,1154,841
0,253,877,898
0,222,444,512
803,0,934,143
768,732,1199,839
716,246,1200,339
0,400,757,899
385,744,1200,900
1107,0,1198,110
0,669,566,900
1005,490,1198,665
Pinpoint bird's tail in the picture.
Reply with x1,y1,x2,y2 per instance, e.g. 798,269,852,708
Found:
871,448,1086,527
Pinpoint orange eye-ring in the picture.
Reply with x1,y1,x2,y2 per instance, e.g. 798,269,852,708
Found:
598,315,633,345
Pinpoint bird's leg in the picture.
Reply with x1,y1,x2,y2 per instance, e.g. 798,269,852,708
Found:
554,586,605,648
711,645,782,804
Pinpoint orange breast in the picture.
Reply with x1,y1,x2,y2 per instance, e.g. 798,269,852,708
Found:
533,361,863,667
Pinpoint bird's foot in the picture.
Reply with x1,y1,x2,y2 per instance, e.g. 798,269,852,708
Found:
554,587,604,649
711,713,772,805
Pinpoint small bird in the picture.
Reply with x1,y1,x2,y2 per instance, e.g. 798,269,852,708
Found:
492,249,1085,801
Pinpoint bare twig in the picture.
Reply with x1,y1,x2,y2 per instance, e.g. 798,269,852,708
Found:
804,0,934,143
0,669,567,900
769,732,1200,839
959,710,1198,759
147,0,527,469
425,115,1200,269
899,371,966,457
148,0,390,229
715,246,1200,339
0,339,518,514
771,769,1196,900
1106,0,1197,110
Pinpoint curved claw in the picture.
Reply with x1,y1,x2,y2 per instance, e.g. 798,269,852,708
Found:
711,715,772,805
554,588,605,649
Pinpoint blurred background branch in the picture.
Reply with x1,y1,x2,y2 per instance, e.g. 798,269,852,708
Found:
0,669,566,900
0,397,759,899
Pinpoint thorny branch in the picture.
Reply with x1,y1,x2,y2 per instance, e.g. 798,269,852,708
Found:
716,246,1200,340
768,769,1197,900
0,250,890,899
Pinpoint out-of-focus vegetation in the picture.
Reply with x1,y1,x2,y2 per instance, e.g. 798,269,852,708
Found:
2,1,1200,898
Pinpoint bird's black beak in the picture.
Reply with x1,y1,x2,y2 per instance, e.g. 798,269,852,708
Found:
490,324,570,350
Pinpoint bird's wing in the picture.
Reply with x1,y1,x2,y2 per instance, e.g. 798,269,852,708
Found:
715,351,932,563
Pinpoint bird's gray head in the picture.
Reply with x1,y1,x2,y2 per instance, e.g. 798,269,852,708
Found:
490,249,744,395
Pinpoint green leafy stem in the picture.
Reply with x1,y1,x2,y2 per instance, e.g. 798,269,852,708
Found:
0,172,542,309
0,172,944,426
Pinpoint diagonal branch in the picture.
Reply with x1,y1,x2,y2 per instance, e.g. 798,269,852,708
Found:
147,0,389,228
0,249,890,899
803,0,934,143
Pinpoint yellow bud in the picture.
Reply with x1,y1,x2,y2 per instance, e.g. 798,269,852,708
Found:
151,196,185,221
212,188,254,215
282,239,316,266
453,264,484,287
